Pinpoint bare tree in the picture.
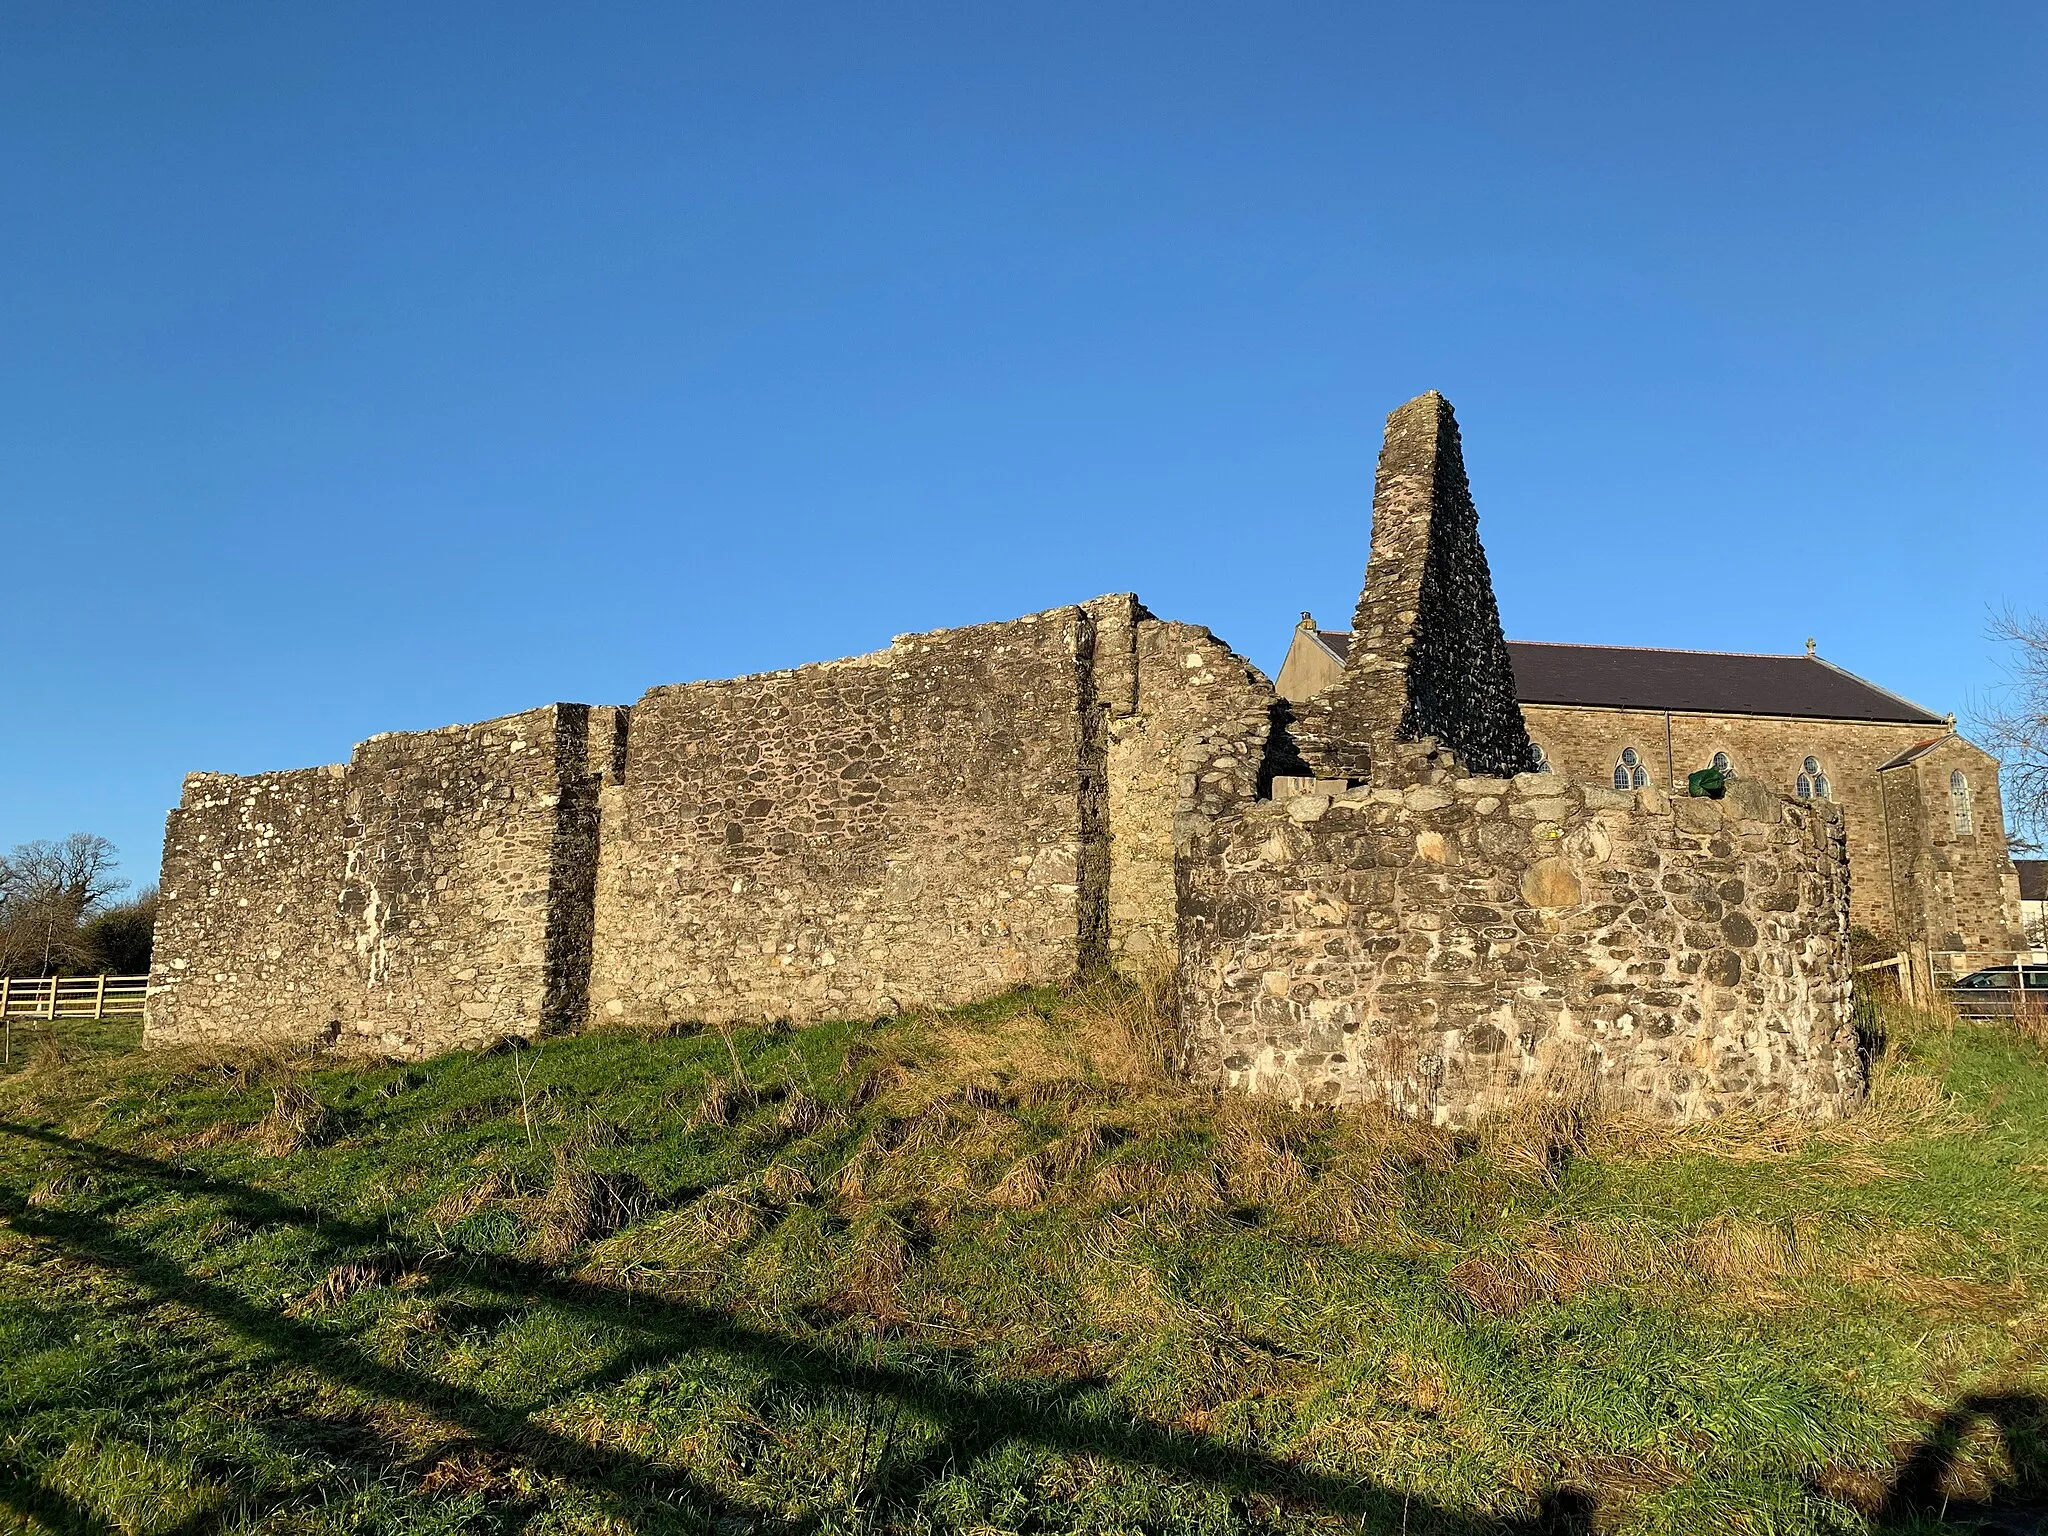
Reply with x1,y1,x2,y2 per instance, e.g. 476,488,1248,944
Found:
0,834,126,976
1974,609,2048,853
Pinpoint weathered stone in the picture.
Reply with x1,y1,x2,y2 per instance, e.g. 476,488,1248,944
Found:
1174,392,1859,1128
1520,858,1583,910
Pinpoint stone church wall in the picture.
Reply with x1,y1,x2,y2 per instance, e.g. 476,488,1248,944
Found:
1520,704,2025,962
147,706,601,1057
1876,735,2028,985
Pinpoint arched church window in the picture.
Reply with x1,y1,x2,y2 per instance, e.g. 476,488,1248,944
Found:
1530,744,1552,773
1613,746,1648,791
1796,755,1830,800
1711,751,1732,774
1951,770,1973,835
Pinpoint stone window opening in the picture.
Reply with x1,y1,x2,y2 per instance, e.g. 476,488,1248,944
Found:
1711,751,1732,774
1530,743,1552,774
1796,755,1831,800
1951,770,1973,836
1613,746,1648,791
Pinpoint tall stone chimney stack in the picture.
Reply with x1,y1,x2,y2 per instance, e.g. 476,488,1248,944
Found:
1311,391,1538,784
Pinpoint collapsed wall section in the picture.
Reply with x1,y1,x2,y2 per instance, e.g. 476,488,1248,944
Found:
146,705,601,1056
1178,771,1859,1123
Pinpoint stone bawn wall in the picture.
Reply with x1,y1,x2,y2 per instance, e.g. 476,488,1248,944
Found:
587,596,1273,1027
1175,390,1860,1123
148,706,601,1057
1178,764,1859,1122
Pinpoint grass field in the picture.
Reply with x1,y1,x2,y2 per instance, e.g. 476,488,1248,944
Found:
0,986,2043,1535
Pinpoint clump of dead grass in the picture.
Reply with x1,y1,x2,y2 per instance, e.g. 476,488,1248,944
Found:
428,1170,509,1230
527,1149,654,1265
833,1210,915,1322
1450,1213,1818,1315
986,1124,1112,1209
690,1074,756,1130
256,1080,332,1156
26,1167,97,1209
292,1250,411,1314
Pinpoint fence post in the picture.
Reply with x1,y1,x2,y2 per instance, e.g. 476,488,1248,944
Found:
1,976,9,1068
95,973,107,1020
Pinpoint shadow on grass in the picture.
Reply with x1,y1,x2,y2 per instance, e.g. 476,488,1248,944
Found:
0,1116,1807,1534
1872,1394,2048,1534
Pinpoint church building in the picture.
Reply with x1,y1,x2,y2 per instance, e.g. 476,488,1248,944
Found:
1278,619,2032,995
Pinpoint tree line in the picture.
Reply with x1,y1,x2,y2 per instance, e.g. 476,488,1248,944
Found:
0,833,155,977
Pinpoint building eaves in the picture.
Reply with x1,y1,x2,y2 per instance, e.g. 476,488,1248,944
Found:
2018,859,2048,903
1877,736,1953,772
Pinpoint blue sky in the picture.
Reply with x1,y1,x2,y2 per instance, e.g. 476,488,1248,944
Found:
3,3,2043,887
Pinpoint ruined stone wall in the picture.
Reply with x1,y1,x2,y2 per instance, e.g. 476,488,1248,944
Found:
1175,389,1859,1124
148,766,355,1048
1521,705,2026,954
146,705,601,1056
1294,392,1537,784
588,597,1278,1026
1177,767,1859,1123
589,605,1088,1028
1522,705,1937,937
1104,617,1277,977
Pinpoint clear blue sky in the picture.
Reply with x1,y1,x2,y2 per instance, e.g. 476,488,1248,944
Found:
3,3,2043,888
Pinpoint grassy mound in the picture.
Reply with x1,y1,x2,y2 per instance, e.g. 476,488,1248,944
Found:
1,986,2044,1535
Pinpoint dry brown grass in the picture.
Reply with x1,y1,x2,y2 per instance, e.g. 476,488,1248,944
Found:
2009,987,2048,1049
292,1251,410,1313
428,1170,509,1229
255,1081,331,1156
833,1210,914,1322
1450,1213,1818,1315
25,1167,95,1209
527,1150,653,1265
689,1074,754,1130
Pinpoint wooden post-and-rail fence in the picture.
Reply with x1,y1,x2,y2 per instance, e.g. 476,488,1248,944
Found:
0,974,148,1067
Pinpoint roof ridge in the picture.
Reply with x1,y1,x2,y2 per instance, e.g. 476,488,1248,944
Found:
1505,639,1811,660
1310,632,1830,662
1807,653,1946,722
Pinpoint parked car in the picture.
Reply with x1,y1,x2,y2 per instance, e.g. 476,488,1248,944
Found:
1946,966,2048,1017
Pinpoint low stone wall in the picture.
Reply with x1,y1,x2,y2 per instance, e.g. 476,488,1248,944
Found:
147,705,599,1057
1177,761,1860,1123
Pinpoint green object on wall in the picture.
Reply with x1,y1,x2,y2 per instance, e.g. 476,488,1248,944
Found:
1687,766,1727,799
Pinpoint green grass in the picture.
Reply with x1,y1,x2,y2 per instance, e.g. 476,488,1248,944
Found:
0,987,2043,1535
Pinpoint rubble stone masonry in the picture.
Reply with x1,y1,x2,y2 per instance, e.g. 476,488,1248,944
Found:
1174,391,1860,1123
146,388,1872,1126
149,706,599,1056
1177,765,1858,1122
1519,706,2025,972
149,598,1268,1051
